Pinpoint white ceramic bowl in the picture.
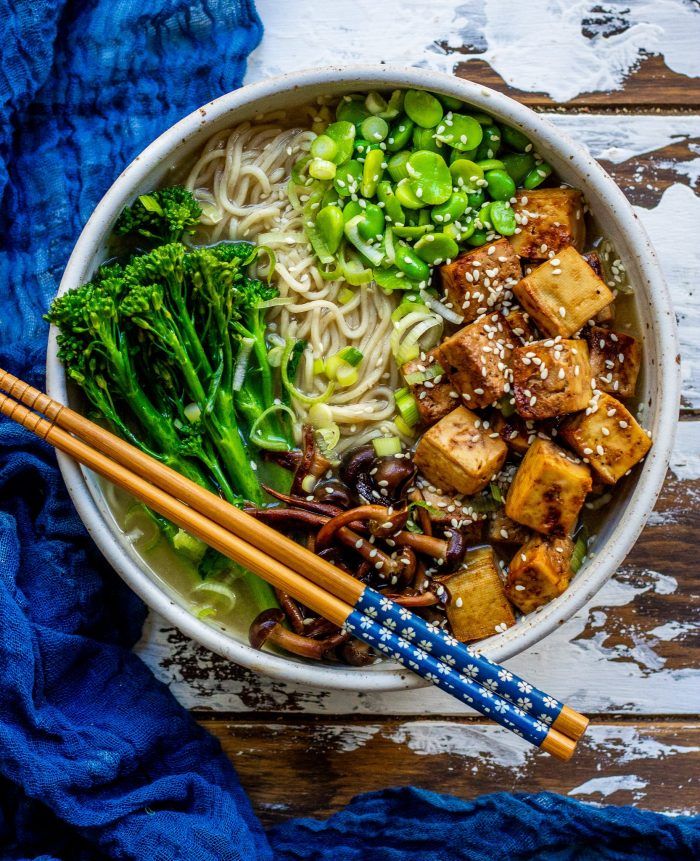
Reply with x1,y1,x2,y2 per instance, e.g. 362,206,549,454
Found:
46,65,680,691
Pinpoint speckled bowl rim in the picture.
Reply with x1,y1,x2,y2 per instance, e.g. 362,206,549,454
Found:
46,65,680,693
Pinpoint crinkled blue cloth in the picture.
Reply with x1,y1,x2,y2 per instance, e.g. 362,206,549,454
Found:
0,1,699,859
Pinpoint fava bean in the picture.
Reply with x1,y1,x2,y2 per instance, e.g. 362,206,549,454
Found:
316,205,344,254
501,125,531,152
373,266,408,291
321,186,341,208
406,150,452,205
476,158,505,172
377,181,405,226
354,139,381,157
361,115,389,143
357,202,385,239
386,117,414,152
477,202,494,230
325,121,356,163
467,189,486,209
395,241,431,282
466,228,491,246
434,113,483,152
395,177,424,209
489,201,517,236
404,89,443,128
333,159,363,197
431,190,469,224
414,232,459,264
412,126,444,153
501,152,536,185
449,159,484,192
387,150,411,183
475,125,501,160
440,94,463,111
361,149,385,198
524,162,553,189
485,168,516,201
336,96,370,126
392,223,434,239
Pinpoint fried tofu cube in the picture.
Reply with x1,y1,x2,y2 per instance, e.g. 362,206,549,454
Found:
560,392,651,485
401,349,455,426
584,326,641,399
505,535,574,614
488,509,530,545
503,306,538,343
440,238,522,324
505,437,592,535
513,246,614,338
436,314,515,409
446,546,515,640
512,338,592,420
414,406,508,496
510,188,586,260
491,410,533,455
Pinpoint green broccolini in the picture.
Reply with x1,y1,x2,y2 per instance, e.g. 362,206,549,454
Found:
47,187,297,610
114,186,202,244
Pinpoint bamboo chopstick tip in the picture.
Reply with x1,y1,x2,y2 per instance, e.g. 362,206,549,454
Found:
540,728,578,762
552,705,590,742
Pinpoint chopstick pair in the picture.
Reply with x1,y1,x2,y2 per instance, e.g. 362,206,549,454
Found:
0,369,588,760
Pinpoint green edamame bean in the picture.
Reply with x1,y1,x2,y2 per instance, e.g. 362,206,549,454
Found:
475,124,501,160
467,189,486,210
412,126,444,154
377,181,405,226
342,200,363,223
489,201,517,236
386,117,414,152
418,207,431,226
309,158,336,181
392,223,434,239
361,149,385,198
316,205,344,254
466,229,490,247
431,191,469,225
404,89,443,128
336,96,370,126
324,121,356,164
395,178,424,210
361,115,389,143
434,113,483,152
501,152,536,185
395,241,431,282
414,232,459,264
449,159,484,192
333,159,363,197
358,202,385,239
440,94,463,111
321,186,341,208
387,151,411,183
501,125,531,152
523,162,553,189
485,168,516,201
406,150,452,205
450,146,477,164
354,139,381,157
311,134,338,161
477,202,493,230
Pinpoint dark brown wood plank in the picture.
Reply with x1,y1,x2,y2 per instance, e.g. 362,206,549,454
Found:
449,55,700,110
202,718,700,825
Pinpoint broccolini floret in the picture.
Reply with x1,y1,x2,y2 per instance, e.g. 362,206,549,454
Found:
114,186,202,244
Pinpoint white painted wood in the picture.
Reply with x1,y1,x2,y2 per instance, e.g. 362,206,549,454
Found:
247,0,700,102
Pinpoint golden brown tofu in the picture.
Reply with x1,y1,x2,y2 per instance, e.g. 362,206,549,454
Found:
488,509,530,545
513,246,614,338
490,410,534,455
560,392,651,485
512,338,592,420
440,238,522,324
414,406,508,496
505,535,574,614
401,349,455,426
503,306,538,343
584,326,641,399
445,546,515,640
436,314,515,409
510,188,586,260
505,437,592,535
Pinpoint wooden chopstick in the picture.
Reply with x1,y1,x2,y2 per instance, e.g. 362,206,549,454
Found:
0,370,587,758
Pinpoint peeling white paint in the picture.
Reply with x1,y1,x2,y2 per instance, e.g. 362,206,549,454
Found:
388,721,533,767
585,727,700,763
314,724,382,752
247,0,699,101
569,775,648,799
650,621,698,642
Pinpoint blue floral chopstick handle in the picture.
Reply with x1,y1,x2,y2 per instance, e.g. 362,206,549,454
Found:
356,587,564,729
343,608,550,748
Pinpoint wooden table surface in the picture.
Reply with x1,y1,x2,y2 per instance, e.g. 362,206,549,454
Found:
135,2,700,824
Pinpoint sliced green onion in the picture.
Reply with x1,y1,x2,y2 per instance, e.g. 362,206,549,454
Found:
394,415,416,438
419,288,464,324
309,158,337,181
281,339,335,405
338,346,364,367
232,337,255,391
395,389,420,427
313,357,325,375
338,286,355,305
570,527,589,574
344,214,384,266
373,436,402,457
404,362,445,385
257,296,293,309
192,580,237,614
173,529,207,562
336,364,359,387
249,403,296,451
490,482,504,503
316,424,341,452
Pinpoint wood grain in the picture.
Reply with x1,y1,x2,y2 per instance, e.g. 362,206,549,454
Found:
451,55,700,110
201,718,700,825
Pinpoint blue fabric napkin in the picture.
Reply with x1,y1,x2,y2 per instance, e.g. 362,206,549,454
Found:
0,2,699,859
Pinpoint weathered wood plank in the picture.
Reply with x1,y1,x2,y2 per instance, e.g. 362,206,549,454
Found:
201,718,700,825
135,423,700,715
248,0,700,108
